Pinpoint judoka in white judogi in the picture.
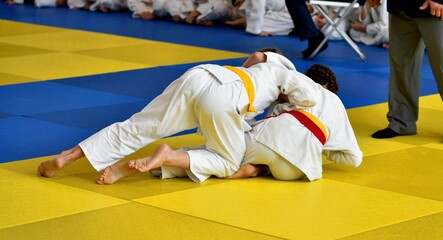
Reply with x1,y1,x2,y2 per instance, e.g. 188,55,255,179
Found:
194,0,231,23
349,0,388,46
68,0,128,11
163,0,230,23
243,90,362,181
127,0,169,19
79,51,319,182
242,0,294,36
5,0,67,8
161,76,362,182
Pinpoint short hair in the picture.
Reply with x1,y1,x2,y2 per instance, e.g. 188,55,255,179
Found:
305,64,339,94
257,47,282,54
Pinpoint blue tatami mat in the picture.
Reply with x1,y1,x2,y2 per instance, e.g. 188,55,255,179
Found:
0,81,146,115
0,116,94,162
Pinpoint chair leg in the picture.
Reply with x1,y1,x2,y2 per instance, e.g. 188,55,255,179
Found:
308,0,367,61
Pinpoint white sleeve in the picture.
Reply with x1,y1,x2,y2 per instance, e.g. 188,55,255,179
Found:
365,2,388,36
323,107,363,167
245,0,266,34
281,70,320,107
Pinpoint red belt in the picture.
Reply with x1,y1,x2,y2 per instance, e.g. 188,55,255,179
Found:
266,110,328,145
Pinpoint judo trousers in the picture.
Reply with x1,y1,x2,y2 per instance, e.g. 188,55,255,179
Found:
79,68,248,182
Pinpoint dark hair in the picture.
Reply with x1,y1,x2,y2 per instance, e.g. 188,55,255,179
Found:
257,47,282,54
305,64,339,94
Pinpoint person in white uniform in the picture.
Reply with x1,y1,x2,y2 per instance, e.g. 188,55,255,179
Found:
37,49,319,184
229,64,362,181
5,0,67,7
349,0,389,47
68,0,128,12
127,0,169,20
184,0,231,25
243,0,294,36
312,6,352,41
93,63,361,184
225,0,294,36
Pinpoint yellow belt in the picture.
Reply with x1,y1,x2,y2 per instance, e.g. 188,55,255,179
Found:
224,66,257,113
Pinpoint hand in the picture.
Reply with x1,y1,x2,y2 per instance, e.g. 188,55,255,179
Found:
367,0,381,7
313,14,327,28
351,20,367,32
420,0,443,20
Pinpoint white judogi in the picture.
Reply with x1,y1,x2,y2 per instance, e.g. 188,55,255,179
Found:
67,0,86,9
164,0,230,21
68,0,128,11
35,0,57,7
244,86,363,181
195,0,231,22
243,0,294,35
10,0,58,7
127,0,169,19
79,52,319,182
349,0,388,46
163,0,194,19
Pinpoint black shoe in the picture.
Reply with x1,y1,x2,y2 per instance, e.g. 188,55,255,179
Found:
302,33,328,59
371,128,401,139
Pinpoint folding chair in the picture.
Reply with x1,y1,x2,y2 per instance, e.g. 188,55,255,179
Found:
307,0,367,61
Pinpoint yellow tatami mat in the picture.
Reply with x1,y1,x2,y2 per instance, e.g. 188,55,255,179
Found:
1,96,443,239
1,18,443,240
0,19,248,85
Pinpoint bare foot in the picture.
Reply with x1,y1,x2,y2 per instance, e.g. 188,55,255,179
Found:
129,144,172,172
186,10,200,24
37,146,84,178
37,157,64,178
172,15,182,23
225,164,266,179
96,162,137,185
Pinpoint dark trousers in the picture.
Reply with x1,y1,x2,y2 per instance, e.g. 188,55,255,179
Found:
285,0,321,41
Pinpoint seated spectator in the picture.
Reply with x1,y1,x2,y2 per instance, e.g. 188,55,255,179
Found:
311,5,351,40
5,0,67,8
233,0,294,36
127,0,170,20
68,0,128,12
349,0,389,48
185,0,232,26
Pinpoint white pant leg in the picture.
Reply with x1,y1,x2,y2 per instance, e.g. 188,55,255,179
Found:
261,10,294,36
159,166,188,178
244,129,304,181
80,69,208,171
186,80,247,182
68,0,89,9
165,0,194,19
